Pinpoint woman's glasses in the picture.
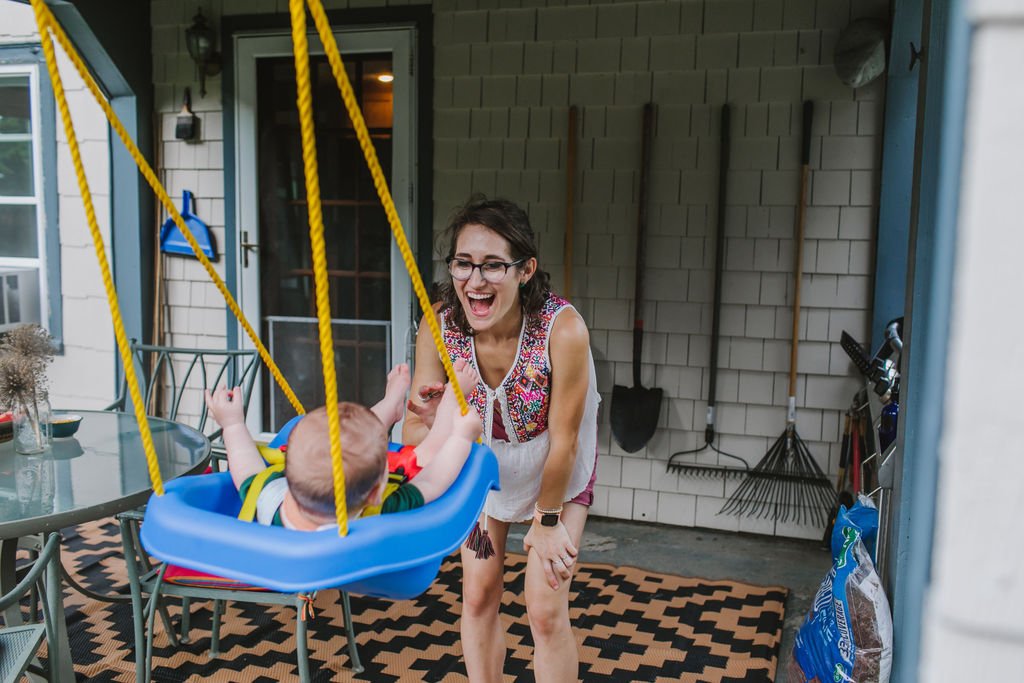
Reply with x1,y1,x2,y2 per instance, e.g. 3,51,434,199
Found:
447,257,525,283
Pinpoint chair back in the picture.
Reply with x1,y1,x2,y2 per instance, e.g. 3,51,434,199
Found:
0,532,64,675
107,342,260,438
0,533,61,615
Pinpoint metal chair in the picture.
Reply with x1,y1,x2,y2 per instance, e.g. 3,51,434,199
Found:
104,343,361,681
120,514,362,682
78,341,262,636
0,533,65,683
105,341,261,444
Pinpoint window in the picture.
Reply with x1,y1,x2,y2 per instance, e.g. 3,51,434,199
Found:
0,51,60,342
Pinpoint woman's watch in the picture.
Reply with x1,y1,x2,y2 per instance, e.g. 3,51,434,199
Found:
539,512,560,527
535,503,562,527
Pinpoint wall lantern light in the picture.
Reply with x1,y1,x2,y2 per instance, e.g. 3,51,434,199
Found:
185,8,221,98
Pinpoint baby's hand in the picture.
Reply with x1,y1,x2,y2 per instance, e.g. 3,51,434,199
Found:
453,406,482,442
205,386,245,428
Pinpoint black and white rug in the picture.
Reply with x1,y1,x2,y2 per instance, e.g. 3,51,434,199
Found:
52,519,787,682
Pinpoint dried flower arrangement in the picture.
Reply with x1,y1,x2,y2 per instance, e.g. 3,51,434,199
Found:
0,324,55,451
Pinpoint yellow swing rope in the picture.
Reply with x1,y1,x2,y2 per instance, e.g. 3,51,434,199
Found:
33,0,470,535
28,0,306,427
291,0,469,534
288,0,347,533
305,0,468,412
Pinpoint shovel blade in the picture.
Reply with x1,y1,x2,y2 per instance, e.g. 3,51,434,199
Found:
610,384,663,453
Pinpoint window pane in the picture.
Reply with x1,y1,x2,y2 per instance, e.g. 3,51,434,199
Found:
0,205,38,258
0,141,34,196
358,276,389,321
324,205,357,272
0,76,31,135
330,276,355,319
358,207,390,273
265,318,388,432
362,59,393,130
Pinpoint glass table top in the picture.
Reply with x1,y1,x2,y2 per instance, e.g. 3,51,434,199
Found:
0,410,210,537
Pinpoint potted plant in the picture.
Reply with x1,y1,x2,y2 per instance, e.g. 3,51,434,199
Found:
0,325,54,454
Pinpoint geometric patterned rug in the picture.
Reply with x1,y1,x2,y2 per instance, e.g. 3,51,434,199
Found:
54,519,787,682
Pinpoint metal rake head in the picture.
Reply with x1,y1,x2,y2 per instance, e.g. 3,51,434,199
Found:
719,427,836,528
666,440,752,479
666,462,749,479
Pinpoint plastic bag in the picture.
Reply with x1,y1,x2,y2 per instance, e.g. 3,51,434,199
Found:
787,495,893,682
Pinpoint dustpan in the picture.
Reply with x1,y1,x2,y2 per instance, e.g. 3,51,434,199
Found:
159,190,217,260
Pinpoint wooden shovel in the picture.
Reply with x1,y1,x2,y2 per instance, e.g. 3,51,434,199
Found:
611,103,663,453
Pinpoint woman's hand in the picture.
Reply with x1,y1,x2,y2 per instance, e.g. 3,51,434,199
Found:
523,521,578,590
406,382,444,429
404,307,448,446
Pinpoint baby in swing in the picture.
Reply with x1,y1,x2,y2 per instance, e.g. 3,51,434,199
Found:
205,359,481,530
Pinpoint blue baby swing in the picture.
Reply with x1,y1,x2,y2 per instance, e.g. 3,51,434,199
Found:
31,0,498,599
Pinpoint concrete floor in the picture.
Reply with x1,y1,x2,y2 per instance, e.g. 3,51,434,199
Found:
508,515,832,683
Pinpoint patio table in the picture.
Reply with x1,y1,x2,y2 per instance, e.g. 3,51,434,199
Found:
0,409,210,682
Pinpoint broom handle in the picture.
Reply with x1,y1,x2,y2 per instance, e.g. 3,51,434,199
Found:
564,105,577,300
707,104,730,420
788,101,813,421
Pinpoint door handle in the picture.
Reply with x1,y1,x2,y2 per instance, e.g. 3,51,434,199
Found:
240,230,259,268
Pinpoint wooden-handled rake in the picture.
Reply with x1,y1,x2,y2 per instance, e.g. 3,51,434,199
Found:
719,101,836,528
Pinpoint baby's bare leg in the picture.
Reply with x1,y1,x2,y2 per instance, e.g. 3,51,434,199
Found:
370,363,411,430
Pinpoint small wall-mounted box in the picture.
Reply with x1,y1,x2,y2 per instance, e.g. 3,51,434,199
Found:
0,267,41,333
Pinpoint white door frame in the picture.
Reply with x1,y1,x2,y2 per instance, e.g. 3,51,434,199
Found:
233,27,417,437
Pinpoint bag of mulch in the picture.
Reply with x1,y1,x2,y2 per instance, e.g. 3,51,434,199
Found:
787,495,893,683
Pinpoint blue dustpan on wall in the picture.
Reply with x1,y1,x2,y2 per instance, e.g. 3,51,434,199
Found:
160,190,217,260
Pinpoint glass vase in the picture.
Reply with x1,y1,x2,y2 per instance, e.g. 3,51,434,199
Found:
16,453,55,515
13,396,52,455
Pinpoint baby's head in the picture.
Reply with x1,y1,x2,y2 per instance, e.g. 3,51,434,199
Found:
285,402,388,522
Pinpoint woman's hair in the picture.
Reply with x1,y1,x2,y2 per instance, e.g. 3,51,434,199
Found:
285,402,387,520
437,196,551,336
